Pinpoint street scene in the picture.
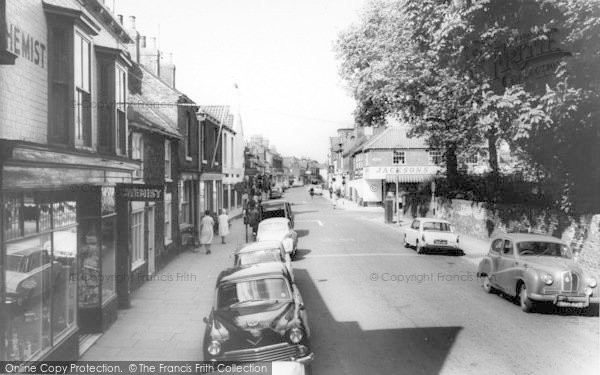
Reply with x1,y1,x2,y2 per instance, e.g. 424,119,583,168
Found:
1,0,599,375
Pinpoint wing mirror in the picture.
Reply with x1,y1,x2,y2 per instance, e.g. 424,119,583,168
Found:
298,303,305,311
203,317,209,324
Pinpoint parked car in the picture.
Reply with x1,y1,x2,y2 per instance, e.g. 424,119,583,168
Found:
6,248,63,307
202,263,314,367
256,218,298,258
259,199,295,228
270,186,283,199
477,233,599,313
234,240,294,280
404,218,460,254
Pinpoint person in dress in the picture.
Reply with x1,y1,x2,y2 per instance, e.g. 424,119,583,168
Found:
218,209,230,244
199,210,214,254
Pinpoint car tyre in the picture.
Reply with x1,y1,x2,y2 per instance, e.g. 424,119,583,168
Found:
519,283,534,313
404,235,410,248
482,275,493,293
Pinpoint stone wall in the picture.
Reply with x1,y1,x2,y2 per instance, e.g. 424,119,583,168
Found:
405,198,600,274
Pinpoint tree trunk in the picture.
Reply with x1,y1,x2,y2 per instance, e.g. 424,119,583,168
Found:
487,132,499,176
445,142,458,188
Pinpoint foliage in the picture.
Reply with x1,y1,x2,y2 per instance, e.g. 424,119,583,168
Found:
336,0,600,215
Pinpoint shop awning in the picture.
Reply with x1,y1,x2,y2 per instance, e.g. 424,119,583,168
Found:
385,174,435,183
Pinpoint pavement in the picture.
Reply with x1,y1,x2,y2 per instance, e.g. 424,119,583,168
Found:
81,216,251,360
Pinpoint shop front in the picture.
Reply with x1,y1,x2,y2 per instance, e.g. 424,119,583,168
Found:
200,174,223,215
1,141,138,361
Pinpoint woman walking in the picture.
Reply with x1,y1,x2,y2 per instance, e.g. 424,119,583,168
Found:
199,210,214,254
218,209,230,244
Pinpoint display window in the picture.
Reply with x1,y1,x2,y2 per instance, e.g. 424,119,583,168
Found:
3,193,77,361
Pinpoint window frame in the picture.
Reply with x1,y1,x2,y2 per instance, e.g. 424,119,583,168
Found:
164,140,172,180
74,29,92,148
429,150,443,165
393,150,405,165
130,208,145,270
164,192,172,245
185,112,193,160
115,64,128,155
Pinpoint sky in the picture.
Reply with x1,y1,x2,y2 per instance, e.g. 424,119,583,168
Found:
112,0,369,163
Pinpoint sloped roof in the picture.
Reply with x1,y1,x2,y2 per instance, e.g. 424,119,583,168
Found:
359,124,428,151
128,93,181,138
200,105,235,133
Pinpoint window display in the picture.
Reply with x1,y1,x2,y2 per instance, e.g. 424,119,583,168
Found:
78,220,100,308
3,195,77,361
101,216,116,303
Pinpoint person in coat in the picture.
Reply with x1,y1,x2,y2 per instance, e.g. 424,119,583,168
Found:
199,210,214,254
218,209,230,244
248,207,260,239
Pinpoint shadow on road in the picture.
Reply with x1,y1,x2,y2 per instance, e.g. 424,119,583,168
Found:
296,229,310,238
293,249,312,261
492,290,600,317
294,210,320,215
420,248,465,256
294,268,462,375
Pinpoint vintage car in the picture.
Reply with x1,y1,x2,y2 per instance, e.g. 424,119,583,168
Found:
234,240,294,280
477,233,599,312
270,186,284,199
404,218,460,254
202,263,314,367
256,218,298,258
6,247,63,307
259,200,295,228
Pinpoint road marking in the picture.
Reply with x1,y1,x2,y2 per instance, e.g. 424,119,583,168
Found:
305,253,419,258
295,219,324,226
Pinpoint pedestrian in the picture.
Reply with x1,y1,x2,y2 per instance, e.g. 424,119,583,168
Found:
248,207,260,239
218,209,230,244
309,187,314,199
199,210,214,254
329,186,333,199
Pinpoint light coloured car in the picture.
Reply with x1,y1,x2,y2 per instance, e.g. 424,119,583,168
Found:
257,218,298,258
404,218,460,254
477,233,599,313
234,240,294,280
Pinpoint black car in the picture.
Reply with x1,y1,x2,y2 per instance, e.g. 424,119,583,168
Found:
202,263,314,365
259,200,294,228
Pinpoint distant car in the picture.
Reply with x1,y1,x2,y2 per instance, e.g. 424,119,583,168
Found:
270,186,283,199
259,199,295,228
234,240,294,280
313,186,323,196
257,218,298,258
292,180,304,187
477,233,599,313
202,263,314,366
6,248,63,307
404,218,460,254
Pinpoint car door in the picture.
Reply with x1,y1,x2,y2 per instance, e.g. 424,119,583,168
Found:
487,238,504,286
291,283,309,336
406,220,419,246
288,221,298,249
496,239,518,294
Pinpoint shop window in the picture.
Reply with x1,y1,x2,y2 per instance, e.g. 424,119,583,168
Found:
165,140,172,180
3,196,77,361
74,32,91,147
101,216,117,300
465,154,478,164
130,209,145,270
164,193,172,245
393,150,405,165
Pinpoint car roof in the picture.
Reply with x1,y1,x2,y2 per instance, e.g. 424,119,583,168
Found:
217,263,288,284
8,247,44,256
413,217,451,224
236,241,283,254
493,232,567,244
261,200,288,206
259,217,290,225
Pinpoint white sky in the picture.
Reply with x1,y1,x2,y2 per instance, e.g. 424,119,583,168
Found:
112,0,367,162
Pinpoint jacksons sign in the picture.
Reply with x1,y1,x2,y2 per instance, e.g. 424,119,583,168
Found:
470,28,571,91
363,166,440,179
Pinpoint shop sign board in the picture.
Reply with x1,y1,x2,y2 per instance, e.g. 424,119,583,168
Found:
116,183,163,201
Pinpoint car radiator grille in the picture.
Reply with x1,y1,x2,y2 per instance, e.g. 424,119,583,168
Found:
221,343,301,362
561,271,579,292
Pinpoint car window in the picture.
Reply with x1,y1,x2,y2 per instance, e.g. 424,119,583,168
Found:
41,250,51,265
491,239,503,254
28,251,42,270
422,222,451,232
502,240,513,256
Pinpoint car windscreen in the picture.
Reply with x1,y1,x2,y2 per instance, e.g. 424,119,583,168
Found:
259,222,287,232
217,277,291,309
516,241,572,258
6,254,25,272
422,222,451,232
237,249,282,266
262,209,286,219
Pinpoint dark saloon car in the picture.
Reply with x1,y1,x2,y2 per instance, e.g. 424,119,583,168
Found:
202,263,313,365
259,199,294,228
477,233,598,313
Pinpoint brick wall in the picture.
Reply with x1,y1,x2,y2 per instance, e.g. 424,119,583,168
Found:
0,0,48,143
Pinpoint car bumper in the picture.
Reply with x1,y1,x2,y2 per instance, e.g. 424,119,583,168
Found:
214,343,314,363
529,293,599,308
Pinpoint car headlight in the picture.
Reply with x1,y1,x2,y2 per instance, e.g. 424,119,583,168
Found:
207,340,221,356
288,328,303,344
541,274,553,286
588,277,597,288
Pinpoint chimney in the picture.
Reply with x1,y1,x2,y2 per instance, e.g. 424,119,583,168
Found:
117,14,123,24
128,15,136,30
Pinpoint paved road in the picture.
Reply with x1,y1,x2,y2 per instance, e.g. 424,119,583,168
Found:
287,187,599,375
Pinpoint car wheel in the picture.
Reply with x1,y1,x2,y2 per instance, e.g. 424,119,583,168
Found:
519,283,534,313
416,241,423,254
482,275,493,293
404,235,410,248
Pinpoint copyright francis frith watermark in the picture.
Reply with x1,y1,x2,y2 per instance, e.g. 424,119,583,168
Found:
370,271,480,283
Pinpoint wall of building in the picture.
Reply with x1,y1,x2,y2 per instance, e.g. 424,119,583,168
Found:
367,149,431,166
1,0,48,143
